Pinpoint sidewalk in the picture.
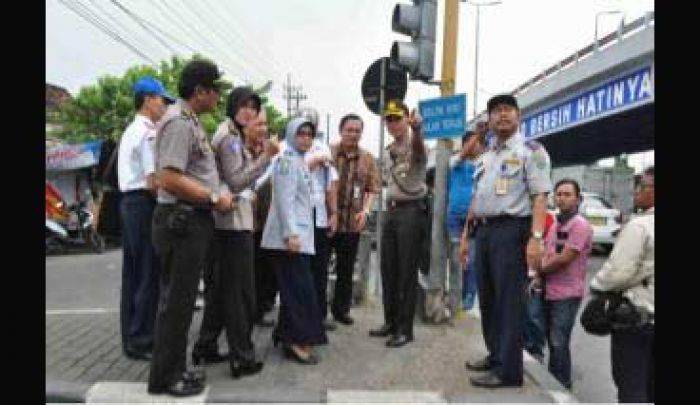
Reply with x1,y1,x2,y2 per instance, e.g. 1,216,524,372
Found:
46,299,567,403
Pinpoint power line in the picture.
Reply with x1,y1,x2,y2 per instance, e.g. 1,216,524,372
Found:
199,0,283,78
109,0,180,56
153,0,254,83
178,0,270,80
87,0,163,59
193,0,277,78
58,0,157,65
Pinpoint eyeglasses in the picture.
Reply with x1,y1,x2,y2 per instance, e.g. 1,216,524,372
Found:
296,129,314,137
385,115,402,123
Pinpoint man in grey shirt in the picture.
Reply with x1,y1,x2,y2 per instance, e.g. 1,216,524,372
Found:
147,60,234,397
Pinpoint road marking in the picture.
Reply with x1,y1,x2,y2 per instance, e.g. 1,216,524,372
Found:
327,389,445,403
85,382,209,404
46,308,118,315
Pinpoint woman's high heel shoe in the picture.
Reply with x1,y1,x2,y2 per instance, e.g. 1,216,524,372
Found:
283,345,319,365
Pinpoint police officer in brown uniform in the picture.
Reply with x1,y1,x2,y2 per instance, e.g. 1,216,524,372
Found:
369,100,427,348
148,60,234,397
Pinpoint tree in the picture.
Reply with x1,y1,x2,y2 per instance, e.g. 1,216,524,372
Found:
55,55,287,142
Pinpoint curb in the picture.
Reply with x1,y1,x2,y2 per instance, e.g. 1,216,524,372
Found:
522,351,580,404
46,379,90,403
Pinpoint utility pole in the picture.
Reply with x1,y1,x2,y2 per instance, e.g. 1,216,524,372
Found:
427,0,460,322
283,73,308,119
284,73,292,119
468,0,502,120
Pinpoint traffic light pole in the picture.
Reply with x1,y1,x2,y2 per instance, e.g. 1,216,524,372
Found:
427,0,460,322
375,58,387,304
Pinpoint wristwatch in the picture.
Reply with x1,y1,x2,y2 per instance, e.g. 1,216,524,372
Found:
209,191,220,207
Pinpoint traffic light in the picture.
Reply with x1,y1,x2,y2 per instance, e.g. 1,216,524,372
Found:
390,0,437,81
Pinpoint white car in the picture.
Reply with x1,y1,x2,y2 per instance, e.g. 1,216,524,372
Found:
548,192,623,251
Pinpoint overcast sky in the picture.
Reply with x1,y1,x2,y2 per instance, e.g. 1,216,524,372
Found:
46,0,654,171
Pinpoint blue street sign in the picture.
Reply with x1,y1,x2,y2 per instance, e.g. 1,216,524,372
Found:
419,93,466,139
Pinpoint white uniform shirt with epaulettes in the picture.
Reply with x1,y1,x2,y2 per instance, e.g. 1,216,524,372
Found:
155,99,220,206
261,148,315,255
470,131,552,218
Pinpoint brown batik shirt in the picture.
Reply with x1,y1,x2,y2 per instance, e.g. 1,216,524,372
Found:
331,143,380,234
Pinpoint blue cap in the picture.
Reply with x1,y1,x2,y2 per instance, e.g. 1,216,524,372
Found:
133,76,175,103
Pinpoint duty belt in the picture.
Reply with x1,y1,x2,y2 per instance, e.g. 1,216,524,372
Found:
475,215,530,226
387,199,423,210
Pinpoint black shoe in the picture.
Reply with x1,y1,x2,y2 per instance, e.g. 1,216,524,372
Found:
386,334,413,348
323,319,337,331
283,346,319,365
369,325,394,337
469,373,522,388
192,350,228,366
465,357,493,372
148,378,205,397
182,370,206,384
333,313,354,325
124,347,153,361
231,360,264,378
255,317,275,327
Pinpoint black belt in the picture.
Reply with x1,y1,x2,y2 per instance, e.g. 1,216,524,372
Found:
122,189,152,197
158,201,212,214
387,199,423,210
475,215,530,226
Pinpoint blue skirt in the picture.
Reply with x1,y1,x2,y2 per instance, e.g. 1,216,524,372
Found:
270,252,328,346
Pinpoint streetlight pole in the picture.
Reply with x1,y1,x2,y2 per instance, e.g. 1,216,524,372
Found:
466,0,501,121
595,10,623,51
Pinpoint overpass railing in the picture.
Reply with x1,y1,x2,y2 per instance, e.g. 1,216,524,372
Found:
511,11,654,97
467,11,654,128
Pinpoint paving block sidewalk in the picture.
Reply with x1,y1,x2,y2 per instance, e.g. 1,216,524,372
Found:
47,301,562,403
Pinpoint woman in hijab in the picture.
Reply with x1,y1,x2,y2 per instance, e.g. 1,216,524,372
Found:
262,117,328,364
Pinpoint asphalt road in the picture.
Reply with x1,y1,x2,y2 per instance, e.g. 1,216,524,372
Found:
569,253,618,403
45,248,618,402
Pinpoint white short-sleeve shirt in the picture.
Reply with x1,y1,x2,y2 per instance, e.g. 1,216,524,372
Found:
117,114,156,192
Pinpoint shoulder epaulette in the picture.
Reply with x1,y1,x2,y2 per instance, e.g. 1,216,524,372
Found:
524,140,543,151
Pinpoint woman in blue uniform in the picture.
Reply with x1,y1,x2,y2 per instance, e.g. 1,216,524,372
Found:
261,117,328,364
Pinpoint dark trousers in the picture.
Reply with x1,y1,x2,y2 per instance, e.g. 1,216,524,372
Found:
148,205,213,390
219,231,257,361
270,252,328,345
474,216,530,384
195,230,259,362
545,297,582,388
310,227,331,320
254,231,278,319
380,204,426,338
331,232,361,318
193,244,222,355
611,326,654,403
119,191,159,352
523,287,546,359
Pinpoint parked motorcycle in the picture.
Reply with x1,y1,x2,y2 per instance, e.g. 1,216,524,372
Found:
46,183,105,254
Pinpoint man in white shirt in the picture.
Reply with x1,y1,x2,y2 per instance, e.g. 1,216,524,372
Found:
117,76,174,360
591,166,654,403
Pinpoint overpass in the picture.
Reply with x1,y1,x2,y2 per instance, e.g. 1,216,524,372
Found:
470,12,654,167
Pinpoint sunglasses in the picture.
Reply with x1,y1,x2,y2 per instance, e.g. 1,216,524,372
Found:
385,115,403,123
